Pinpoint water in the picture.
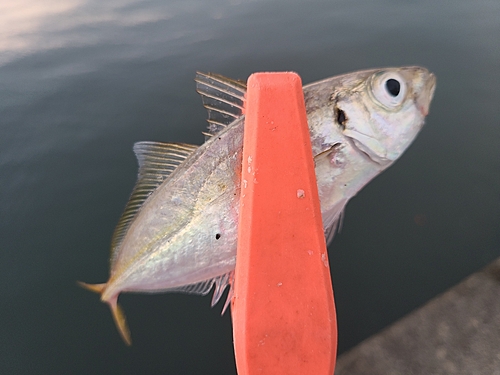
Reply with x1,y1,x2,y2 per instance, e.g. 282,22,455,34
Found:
1,0,499,373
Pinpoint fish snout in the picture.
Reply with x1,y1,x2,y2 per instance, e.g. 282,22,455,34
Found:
416,72,436,117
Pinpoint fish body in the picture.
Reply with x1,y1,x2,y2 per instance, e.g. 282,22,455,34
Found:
80,67,436,344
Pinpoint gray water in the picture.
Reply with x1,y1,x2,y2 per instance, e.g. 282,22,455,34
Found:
1,0,499,373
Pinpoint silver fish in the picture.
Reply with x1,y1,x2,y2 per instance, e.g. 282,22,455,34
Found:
80,67,436,345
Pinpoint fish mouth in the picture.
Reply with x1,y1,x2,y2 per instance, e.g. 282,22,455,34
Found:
416,72,436,116
345,136,391,167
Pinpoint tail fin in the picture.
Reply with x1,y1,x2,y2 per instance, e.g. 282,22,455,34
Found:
78,281,132,346
78,281,106,294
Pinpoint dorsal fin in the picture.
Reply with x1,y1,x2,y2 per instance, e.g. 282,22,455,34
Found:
195,72,246,138
110,141,198,264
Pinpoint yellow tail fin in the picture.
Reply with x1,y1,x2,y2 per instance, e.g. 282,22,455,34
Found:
108,296,131,346
77,281,106,294
77,281,132,346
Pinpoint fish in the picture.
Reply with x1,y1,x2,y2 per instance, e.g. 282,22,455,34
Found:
79,66,436,345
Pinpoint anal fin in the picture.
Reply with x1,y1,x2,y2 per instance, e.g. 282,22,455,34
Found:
211,271,234,315
170,271,235,315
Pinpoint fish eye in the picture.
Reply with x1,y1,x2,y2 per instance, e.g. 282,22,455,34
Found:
385,79,400,96
370,72,407,109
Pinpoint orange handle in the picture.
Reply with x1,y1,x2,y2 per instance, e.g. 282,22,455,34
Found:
232,72,337,375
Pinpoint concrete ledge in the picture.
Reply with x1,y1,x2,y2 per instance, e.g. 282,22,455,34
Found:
335,257,500,375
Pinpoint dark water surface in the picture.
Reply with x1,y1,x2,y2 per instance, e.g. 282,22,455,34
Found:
1,0,499,373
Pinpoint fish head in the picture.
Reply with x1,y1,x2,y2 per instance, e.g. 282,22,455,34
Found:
335,66,436,166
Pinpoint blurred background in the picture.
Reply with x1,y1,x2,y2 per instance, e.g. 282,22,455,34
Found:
0,0,499,373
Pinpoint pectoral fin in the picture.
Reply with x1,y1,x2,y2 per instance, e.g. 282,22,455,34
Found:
78,281,132,346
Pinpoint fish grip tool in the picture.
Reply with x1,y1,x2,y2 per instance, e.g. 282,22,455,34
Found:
232,72,337,374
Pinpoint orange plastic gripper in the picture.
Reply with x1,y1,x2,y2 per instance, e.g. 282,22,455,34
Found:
232,72,337,375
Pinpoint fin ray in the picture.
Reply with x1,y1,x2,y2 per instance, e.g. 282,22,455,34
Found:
78,282,132,345
195,72,247,139
109,296,132,346
324,210,345,246
214,271,234,315
77,281,106,294
110,141,198,266
169,271,234,314
202,104,242,119
200,92,244,110
211,271,233,308
171,279,215,295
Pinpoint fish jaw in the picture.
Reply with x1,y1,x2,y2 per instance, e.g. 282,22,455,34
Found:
416,72,436,116
338,67,436,164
